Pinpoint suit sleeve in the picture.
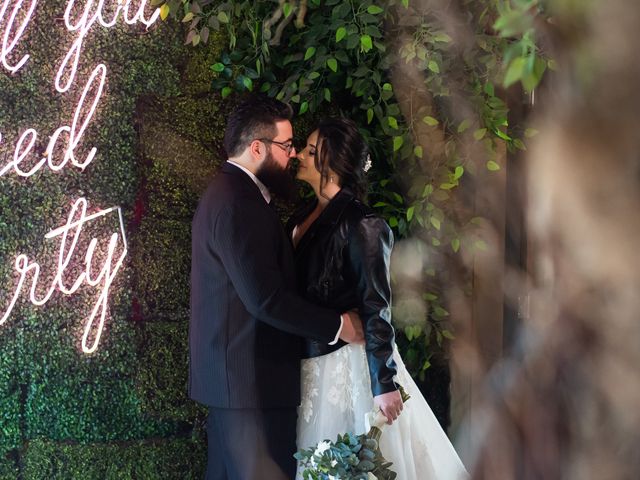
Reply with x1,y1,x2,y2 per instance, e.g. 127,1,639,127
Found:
348,215,398,396
215,198,341,343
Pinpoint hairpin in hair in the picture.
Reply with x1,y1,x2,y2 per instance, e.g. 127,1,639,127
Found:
363,154,372,173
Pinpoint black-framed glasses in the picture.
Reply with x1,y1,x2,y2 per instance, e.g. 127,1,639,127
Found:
259,138,295,155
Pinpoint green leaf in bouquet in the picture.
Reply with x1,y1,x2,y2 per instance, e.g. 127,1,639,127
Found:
364,437,378,450
358,459,375,471
359,447,375,461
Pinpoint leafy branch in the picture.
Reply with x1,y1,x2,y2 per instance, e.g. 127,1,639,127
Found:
162,0,550,376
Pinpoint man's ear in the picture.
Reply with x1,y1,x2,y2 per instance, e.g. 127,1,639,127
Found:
249,139,264,161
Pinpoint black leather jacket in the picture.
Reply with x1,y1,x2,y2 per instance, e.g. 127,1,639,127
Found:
287,187,398,397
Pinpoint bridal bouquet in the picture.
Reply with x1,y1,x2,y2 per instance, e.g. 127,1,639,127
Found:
295,389,410,480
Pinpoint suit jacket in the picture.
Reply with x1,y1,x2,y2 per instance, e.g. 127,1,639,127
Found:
189,162,341,408
286,188,398,397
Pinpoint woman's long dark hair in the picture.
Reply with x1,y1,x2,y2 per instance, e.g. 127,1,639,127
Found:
315,117,369,202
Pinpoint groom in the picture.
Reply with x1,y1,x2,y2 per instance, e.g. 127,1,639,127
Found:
190,95,364,480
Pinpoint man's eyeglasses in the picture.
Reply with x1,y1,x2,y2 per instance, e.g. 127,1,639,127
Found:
259,138,295,155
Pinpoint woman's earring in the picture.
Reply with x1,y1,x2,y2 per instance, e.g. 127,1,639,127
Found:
329,175,334,183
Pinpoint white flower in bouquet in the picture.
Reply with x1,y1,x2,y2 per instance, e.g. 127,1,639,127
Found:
314,440,331,457
296,387,410,479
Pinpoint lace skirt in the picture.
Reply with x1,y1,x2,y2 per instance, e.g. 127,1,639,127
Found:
296,343,469,480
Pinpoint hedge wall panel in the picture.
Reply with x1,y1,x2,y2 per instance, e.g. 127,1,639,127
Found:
22,438,206,479
0,1,223,476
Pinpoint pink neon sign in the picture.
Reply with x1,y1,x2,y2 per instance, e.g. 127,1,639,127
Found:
0,198,128,354
0,0,160,353
56,0,160,93
0,0,37,73
0,63,106,177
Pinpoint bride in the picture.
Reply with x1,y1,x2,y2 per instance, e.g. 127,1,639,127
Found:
289,118,468,480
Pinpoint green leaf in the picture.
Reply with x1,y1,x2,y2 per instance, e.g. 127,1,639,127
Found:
389,216,398,227
405,325,421,341
367,108,374,124
422,184,433,197
299,101,308,114
221,86,232,98
433,32,452,43
241,76,253,91
304,46,316,60
495,128,512,141
430,217,441,230
428,60,440,73
345,75,353,88
159,3,170,20
324,88,331,102
434,306,449,317
327,58,338,72
525,128,539,138
308,71,320,80
442,329,455,340
493,10,533,37
484,82,495,97
336,26,347,43
200,26,210,44
504,57,526,87
513,138,526,150
211,63,225,73
422,115,439,126
367,5,384,14
382,82,392,91
217,11,229,23
402,0,409,8
486,160,500,171
451,238,460,252
473,128,487,140
414,145,423,158
387,116,398,129
182,12,194,22
406,206,415,221
454,166,464,179
457,119,471,133
360,34,373,52
393,136,403,152
283,2,293,18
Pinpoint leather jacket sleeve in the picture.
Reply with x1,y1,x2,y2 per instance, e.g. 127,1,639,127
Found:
348,215,398,396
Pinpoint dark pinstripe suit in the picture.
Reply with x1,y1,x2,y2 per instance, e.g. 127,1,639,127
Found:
189,162,340,479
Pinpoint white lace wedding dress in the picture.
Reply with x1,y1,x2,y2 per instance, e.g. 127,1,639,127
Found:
296,343,469,480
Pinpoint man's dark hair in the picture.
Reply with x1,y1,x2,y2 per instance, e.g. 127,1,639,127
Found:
223,95,294,158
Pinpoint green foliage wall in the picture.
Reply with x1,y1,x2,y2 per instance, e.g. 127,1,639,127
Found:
0,2,226,477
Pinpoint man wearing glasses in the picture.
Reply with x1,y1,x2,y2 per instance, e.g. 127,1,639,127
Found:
189,94,364,480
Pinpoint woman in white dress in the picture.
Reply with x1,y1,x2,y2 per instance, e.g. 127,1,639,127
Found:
288,118,468,480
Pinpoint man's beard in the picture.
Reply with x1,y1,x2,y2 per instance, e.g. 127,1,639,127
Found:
255,152,297,203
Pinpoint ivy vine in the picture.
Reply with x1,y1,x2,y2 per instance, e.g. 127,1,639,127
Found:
160,0,549,379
